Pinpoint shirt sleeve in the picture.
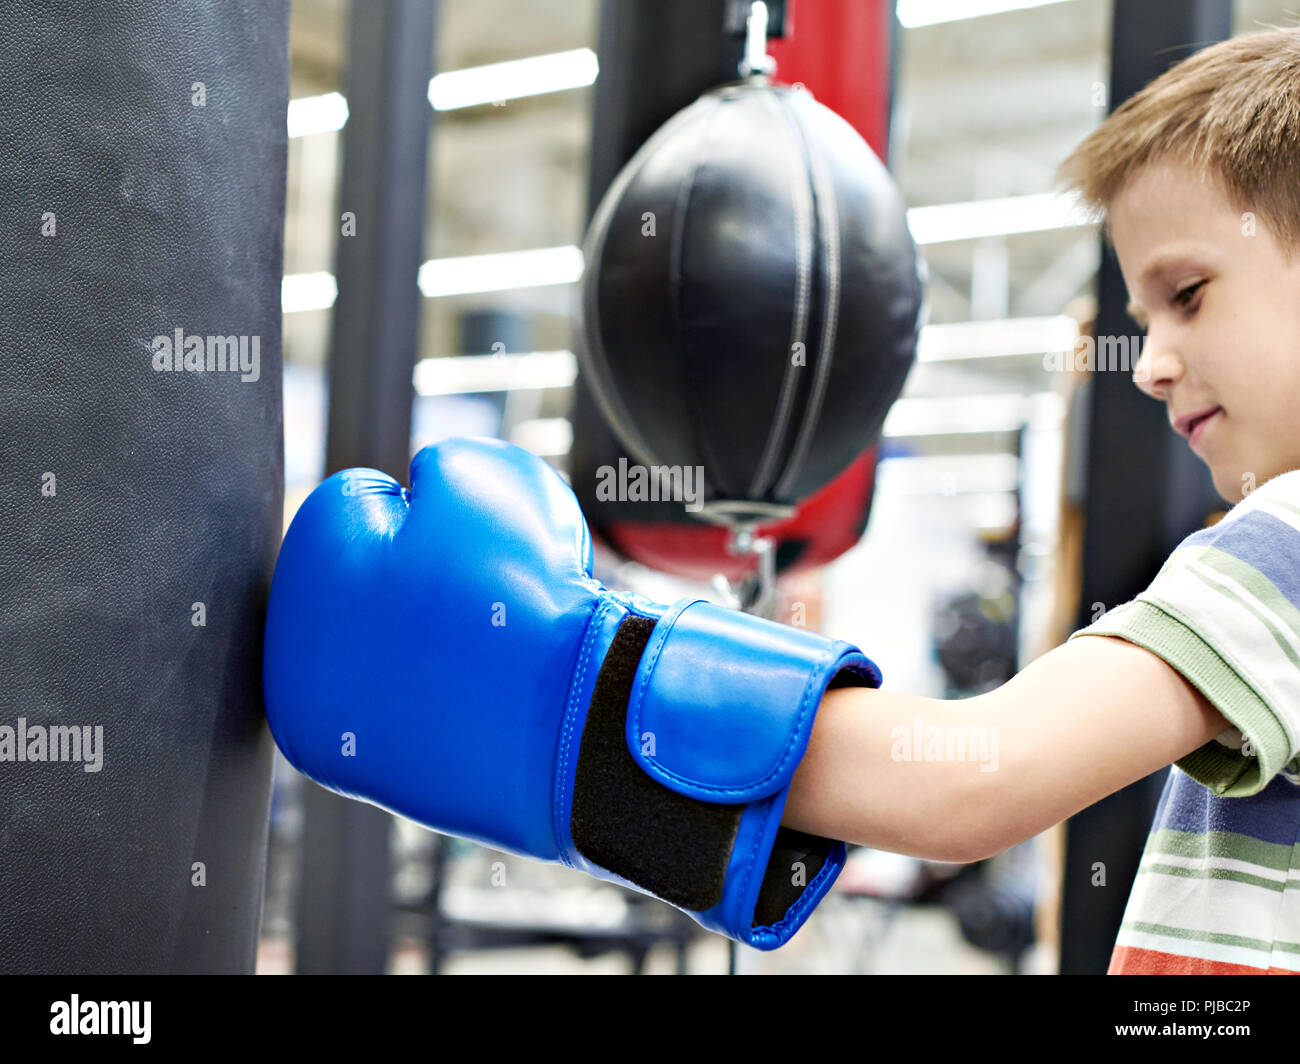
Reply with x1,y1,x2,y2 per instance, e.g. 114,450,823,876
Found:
1066,469,1300,797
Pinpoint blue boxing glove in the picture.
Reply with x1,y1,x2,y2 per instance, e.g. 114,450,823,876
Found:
263,436,881,949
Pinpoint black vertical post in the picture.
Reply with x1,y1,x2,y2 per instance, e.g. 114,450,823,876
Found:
296,0,437,975
571,0,745,490
585,0,745,221
1059,0,1232,975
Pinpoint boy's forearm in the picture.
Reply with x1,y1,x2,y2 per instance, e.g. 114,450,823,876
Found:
783,685,1003,863
784,635,1229,862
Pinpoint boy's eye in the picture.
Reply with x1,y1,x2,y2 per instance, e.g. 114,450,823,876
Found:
1173,280,1205,309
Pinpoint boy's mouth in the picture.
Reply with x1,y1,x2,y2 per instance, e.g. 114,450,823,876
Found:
1183,407,1223,449
1173,405,1222,440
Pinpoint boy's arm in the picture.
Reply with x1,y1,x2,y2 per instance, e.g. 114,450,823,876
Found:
782,633,1228,863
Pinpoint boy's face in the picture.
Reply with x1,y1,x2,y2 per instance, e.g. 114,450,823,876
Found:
1110,159,1300,502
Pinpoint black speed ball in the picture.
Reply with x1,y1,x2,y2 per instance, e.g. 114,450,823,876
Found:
579,80,926,512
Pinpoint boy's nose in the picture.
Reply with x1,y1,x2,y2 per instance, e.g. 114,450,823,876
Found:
1131,333,1183,400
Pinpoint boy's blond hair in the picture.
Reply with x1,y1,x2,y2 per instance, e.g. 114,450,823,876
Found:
1056,26,1300,256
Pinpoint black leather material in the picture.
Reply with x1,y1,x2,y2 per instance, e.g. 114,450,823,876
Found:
0,1,288,973
580,80,924,510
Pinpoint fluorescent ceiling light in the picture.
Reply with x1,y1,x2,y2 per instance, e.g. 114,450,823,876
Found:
282,271,338,313
897,0,1074,28
883,393,1040,438
418,245,584,297
287,92,349,138
429,48,598,111
907,192,1095,244
288,47,596,135
918,316,1079,362
508,417,574,457
412,350,576,395
292,236,1090,314
877,453,1022,495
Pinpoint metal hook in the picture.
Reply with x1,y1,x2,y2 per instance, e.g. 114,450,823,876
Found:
722,521,780,620
739,1,777,80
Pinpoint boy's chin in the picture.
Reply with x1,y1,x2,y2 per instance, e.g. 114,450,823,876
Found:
1210,471,1239,505
1211,452,1286,503
1206,457,1246,505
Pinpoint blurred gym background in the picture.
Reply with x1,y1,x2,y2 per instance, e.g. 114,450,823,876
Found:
262,0,1286,974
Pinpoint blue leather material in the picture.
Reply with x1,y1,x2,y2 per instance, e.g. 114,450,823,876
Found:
264,438,598,862
627,599,882,802
710,804,846,949
264,436,881,949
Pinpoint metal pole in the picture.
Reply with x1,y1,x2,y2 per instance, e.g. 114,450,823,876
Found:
296,0,438,975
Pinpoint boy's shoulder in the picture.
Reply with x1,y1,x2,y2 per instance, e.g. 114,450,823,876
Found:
1068,466,1300,800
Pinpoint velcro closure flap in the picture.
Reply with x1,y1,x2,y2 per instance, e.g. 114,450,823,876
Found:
625,599,882,804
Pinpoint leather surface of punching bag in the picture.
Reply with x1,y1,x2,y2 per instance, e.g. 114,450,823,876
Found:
580,80,925,514
0,1,287,973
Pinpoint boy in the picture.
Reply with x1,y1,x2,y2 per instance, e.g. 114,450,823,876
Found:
784,26,1300,974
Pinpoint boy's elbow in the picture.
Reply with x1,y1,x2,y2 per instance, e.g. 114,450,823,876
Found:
919,814,1012,864
870,769,1014,863
920,762,1051,862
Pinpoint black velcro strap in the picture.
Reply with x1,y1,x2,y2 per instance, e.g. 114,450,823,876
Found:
570,614,737,911
754,828,830,927
570,612,832,926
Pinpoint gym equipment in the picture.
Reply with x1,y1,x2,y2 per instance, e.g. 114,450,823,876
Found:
573,1,900,593
931,556,1020,697
578,77,924,516
263,436,884,949
834,848,1037,973
571,386,880,585
0,0,287,973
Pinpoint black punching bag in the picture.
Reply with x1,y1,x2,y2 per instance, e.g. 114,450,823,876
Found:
579,80,924,513
0,1,287,972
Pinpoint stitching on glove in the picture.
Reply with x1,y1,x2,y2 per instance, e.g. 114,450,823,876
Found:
553,596,611,866
731,798,771,941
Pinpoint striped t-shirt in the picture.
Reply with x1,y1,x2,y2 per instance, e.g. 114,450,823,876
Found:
1066,467,1300,974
